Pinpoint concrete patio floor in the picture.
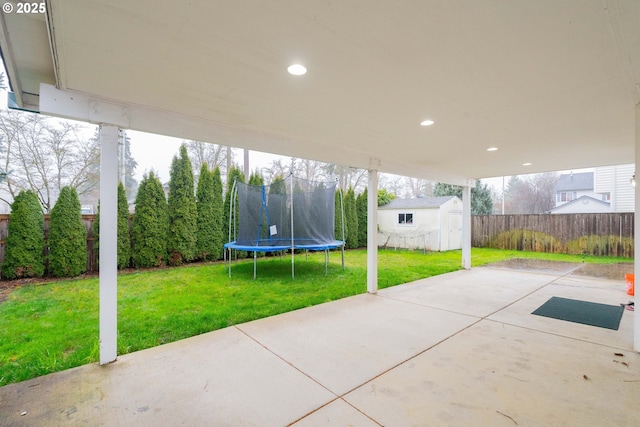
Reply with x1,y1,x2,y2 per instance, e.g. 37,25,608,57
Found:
1,262,638,426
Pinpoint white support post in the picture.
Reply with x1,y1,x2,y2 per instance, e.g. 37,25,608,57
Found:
99,124,119,365
462,183,472,269
634,103,640,352
367,170,378,293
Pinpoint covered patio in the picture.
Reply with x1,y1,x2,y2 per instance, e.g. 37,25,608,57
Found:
1,263,638,425
0,1,639,423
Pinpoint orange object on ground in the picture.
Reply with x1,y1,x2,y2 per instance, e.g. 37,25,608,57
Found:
625,273,634,296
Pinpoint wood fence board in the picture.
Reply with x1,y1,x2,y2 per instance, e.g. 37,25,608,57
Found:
472,213,634,257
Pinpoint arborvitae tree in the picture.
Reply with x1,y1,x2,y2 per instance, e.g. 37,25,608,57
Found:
334,189,347,243
196,164,216,260
267,174,288,249
356,191,367,248
433,180,494,214
2,190,45,278
92,182,132,269
131,171,169,268
377,188,396,206
223,166,245,244
211,166,224,260
48,186,87,277
248,171,268,246
167,144,197,265
248,171,264,186
92,201,100,260
344,187,358,249
117,182,131,269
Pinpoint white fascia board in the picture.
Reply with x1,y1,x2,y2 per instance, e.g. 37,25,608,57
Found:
39,84,471,186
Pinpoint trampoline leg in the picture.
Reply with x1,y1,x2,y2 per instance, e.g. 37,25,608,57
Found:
325,249,328,275
253,251,257,280
291,249,295,279
341,245,345,269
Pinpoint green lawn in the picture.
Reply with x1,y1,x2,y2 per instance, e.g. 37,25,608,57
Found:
0,248,631,386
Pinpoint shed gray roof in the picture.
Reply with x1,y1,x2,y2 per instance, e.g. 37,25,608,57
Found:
554,172,594,192
379,196,456,210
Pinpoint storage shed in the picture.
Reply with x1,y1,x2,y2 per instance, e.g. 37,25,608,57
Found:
378,196,463,251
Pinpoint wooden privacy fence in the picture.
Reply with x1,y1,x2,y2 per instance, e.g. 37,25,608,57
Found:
0,214,98,274
472,213,634,257
0,213,633,274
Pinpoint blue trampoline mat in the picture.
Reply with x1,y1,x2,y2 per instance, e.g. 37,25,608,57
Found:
225,240,344,252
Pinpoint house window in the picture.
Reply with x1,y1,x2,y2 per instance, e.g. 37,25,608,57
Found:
398,213,413,225
557,192,574,202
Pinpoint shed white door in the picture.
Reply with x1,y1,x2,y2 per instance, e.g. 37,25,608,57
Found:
448,212,462,250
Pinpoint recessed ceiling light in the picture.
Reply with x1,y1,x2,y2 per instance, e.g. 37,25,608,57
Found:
287,64,307,76
420,119,435,126
522,162,532,166
487,147,498,152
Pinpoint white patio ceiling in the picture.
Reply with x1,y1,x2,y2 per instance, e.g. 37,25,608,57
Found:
1,0,639,185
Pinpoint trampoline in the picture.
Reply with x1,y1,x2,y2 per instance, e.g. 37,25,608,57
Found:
224,174,345,278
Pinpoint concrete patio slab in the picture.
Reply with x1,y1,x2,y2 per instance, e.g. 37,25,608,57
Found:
344,320,640,427
1,265,638,426
237,293,478,395
0,327,335,426
377,267,556,318
290,399,379,426
489,274,635,350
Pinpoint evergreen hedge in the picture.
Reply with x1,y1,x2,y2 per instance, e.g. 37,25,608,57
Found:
93,182,131,269
2,190,45,279
210,166,224,260
356,191,367,248
131,171,169,268
344,187,359,249
117,182,131,269
224,166,245,243
48,186,87,277
167,145,197,265
196,164,216,261
334,190,347,242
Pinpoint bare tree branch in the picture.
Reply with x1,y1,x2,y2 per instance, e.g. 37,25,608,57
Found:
0,110,100,213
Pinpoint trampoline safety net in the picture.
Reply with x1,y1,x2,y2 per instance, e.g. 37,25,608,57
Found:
235,175,342,248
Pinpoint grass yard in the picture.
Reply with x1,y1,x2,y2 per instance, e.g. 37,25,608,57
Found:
0,248,632,387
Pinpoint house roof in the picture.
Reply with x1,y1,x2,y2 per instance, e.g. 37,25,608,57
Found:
379,196,457,210
0,1,638,186
546,195,610,213
554,172,594,192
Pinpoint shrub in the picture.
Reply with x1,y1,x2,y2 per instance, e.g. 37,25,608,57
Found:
223,166,246,256
167,145,197,265
93,182,131,269
344,187,358,249
48,186,87,277
2,190,45,279
334,190,347,242
131,171,169,268
196,164,216,260
223,166,246,240
117,182,131,269
356,191,367,248
211,166,224,260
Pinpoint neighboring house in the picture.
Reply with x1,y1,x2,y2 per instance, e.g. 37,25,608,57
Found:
594,164,635,212
547,195,610,214
377,196,462,251
81,205,95,215
554,172,603,208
